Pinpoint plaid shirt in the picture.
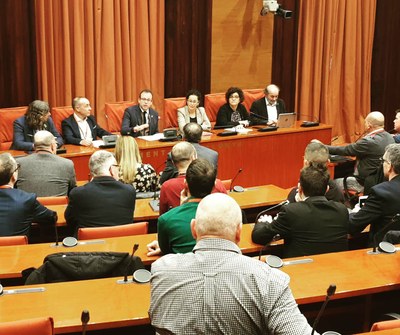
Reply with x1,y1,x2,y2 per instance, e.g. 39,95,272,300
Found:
149,238,316,335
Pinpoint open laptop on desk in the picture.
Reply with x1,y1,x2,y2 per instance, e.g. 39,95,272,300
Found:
276,113,296,128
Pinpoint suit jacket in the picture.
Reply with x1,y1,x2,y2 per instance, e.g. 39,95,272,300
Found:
177,106,211,132
394,134,400,143
349,175,400,245
159,142,219,184
0,188,55,236
65,176,136,235
61,114,111,145
287,179,345,204
216,103,249,127
121,105,159,137
327,130,394,183
250,97,286,125
252,196,349,258
11,116,64,151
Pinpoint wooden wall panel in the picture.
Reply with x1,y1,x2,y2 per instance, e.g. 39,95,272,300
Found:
0,0,36,108
210,0,273,93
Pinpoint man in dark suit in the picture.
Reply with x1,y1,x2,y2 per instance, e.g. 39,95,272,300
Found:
0,153,56,237
121,89,159,137
349,143,400,245
65,150,136,236
393,109,400,143
252,165,349,258
159,122,218,184
61,97,112,146
250,84,287,125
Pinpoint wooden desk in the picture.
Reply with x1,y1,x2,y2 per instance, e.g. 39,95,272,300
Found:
0,224,262,279
1,247,400,334
5,122,332,188
51,184,289,226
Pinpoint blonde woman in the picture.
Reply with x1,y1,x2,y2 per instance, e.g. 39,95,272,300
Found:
115,136,159,192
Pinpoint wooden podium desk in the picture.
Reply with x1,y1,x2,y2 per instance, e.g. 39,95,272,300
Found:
0,224,262,279
1,246,400,334
50,184,289,226
4,122,332,188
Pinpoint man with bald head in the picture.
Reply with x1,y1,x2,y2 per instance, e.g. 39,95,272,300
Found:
326,111,394,192
149,193,316,334
250,83,287,125
62,97,112,146
16,130,76,196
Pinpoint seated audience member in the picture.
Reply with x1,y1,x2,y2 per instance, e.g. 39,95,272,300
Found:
159,142,226,215
11,100,63,151
114,136,159,192
250,84,287,125
61,97,111,146
177,89,211,132
349,143,400,245
252,165,349,258
393,109,400,143
160,122,218,184
322,111,394,193
215,87,250,127
65,150,136,235
149,193,316,334
287,142,344,203
16,130,77,196
147,159,217,256
121,89,159,137
0,153,56,237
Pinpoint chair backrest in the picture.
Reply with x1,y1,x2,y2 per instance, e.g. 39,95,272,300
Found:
163,97,186,128
221,179,232,191
51,106,74,135
204,93,226,123
0,235,28,246
0,317,54,335
0,106,27,150
77,222,149,240
371,319,400,331
104,101,136,133
243,88,264,110
37,196,69,206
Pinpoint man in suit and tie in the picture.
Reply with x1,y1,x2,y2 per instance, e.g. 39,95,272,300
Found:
159,122,219,184
121,89,159,137
62,97,112,146
250,84,287,125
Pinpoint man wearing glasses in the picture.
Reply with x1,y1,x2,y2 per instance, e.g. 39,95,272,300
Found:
65,150,136,236
0,153,56,237
121,89,159,137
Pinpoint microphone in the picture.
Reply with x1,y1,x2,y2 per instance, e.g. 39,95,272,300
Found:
229,168,244,192
124,244,139,282
249,111,269,121
255,200,289,223
299,114,319,127
311,284,337,335
368,213,400,254
81,310,90,335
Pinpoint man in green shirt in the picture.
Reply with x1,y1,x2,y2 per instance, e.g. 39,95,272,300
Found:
147,158,217,255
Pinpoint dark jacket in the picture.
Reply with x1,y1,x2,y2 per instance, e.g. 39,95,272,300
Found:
250,97,287,125
121,105,159,137
25,251,144,284
61,114,111,145
216,103,249,127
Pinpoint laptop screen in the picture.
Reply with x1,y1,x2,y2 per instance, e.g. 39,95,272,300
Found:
277,113,296,128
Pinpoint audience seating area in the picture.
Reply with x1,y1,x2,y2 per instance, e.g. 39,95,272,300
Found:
0,106,26,150
77,221,149,240
0,235,28,246
0,317,54,335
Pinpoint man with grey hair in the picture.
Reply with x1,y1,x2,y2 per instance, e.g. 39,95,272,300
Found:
149,193,316,334
324,111,394,193
0,153,56,237
62,97,112,146
349,143,400,244
159,141,226,215
65,150,136,235
250,83,287,125
16,130,76,196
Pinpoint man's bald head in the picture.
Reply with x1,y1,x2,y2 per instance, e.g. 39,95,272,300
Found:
366,111,385,128
192,193,242,243
171,142,197,168
34,130,57,152
304,142,329,168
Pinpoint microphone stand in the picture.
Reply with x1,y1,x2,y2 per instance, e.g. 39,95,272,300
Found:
368,213,400,254
81,310,90,335
229,168,243,192
311,285,337,335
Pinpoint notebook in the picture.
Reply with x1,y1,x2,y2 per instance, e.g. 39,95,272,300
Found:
277,113,296,128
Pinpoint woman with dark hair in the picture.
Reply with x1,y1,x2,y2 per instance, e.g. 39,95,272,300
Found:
215,87,249,127
177,89,211,132
11,100,63,151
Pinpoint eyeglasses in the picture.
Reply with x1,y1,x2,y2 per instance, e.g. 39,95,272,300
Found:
380,157,390,165
111,164,120,169
13,163,21,173
187,100,199,104
140,98,152,103
229,95,240,100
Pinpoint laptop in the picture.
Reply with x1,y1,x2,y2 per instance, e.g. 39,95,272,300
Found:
277,113,296,128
